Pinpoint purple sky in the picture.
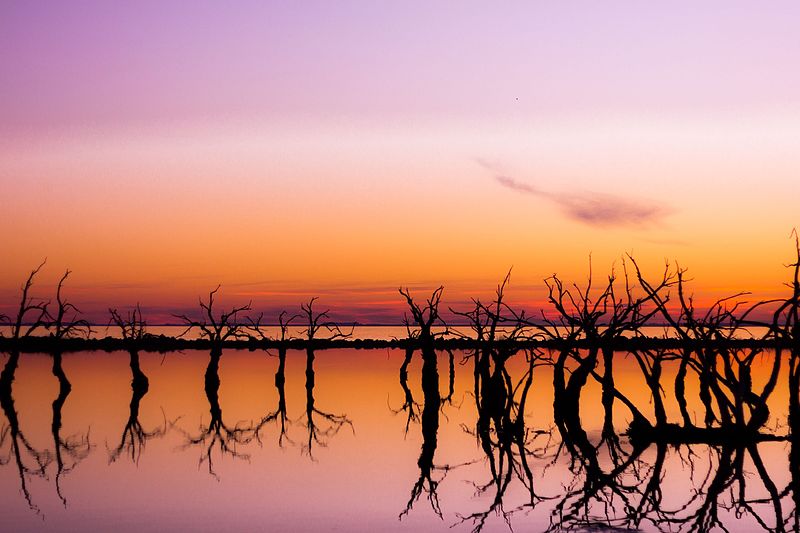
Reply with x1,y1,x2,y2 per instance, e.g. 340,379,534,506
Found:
3,2,800,138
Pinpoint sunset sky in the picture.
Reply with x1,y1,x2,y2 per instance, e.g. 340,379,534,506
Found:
2,2,799,323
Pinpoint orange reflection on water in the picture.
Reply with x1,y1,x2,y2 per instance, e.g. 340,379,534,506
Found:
0,348,795,532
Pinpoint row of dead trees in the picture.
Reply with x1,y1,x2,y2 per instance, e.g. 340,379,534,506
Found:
2,235,800,530
393,235,800,532
0,235,797,349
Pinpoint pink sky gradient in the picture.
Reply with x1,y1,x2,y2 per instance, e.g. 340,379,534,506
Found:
1,2,799,322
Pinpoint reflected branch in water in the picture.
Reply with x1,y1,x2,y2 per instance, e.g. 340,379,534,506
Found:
178,348,257,479
301,347,353,460
456,349,554,533
248,313,296,448
47,271,92,505
390,347,419,435
0,352,53,515
108,307,169,465
0,264,57,514
398,287,454,520
296,301,355,459
251,346,293,448
400,344,444,520
107,349,167,465
51,351,92,506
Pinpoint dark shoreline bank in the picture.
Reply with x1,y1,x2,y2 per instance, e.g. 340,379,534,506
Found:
0,335,796,353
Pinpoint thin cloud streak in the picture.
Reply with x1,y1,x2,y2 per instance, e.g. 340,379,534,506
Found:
552,191,670,227
482,159,671,228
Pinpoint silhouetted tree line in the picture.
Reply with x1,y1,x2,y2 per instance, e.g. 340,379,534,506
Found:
3,236,800,352
391,234,800,532
2,235,800,530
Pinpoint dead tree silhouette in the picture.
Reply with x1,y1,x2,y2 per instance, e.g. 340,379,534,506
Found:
399,286,448,343
451,271,533,444
175,285,252,345
772,231,800,532
399,288,453,520
630,258,784,444
248,311,299,447
46,269,92,506
400,335,444,520
177,288,256,477
108,307,167,464
298,299,353,459
0,262,53,513
540,261,658,461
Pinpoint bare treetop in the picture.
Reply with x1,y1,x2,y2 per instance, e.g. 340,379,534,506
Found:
1,260,50,340
108,304,147,342
174,285,252,343
399,286,448,341
49,270,91,340
299,297,353,342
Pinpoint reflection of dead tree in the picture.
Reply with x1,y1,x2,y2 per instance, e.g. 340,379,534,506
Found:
400,340,444,520
631,259,782,441
546,432,792,532
248,311,299,447
451,271,534,436
179,347,257,479
399,287,454,520
542,260,659,461
301,347,353,459
542,250,797,531
299,299,354,459
50,353,92,506
108,307,167,465
391,347,420,434
0,384,52,514
46,269,92,505
775,231,800,532
177,289,256,477
456,350,553,533
449,270,553,531
0,262,52,513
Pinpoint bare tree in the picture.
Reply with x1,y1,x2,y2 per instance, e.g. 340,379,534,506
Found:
399,286,448,342
0,261,54,512
48,270,91,340
1,260,50,343
175,285,252,345
248,310,300,447
109,305,147,343
299,298,353,343
107,305,167,465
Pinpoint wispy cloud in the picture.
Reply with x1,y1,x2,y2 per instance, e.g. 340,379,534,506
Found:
549,191,669,227
478,158,671,228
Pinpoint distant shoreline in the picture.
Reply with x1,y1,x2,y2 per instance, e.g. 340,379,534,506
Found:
0,335,794,353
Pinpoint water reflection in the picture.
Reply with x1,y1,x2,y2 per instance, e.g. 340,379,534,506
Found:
108,307,166,465
50,351,91,505
0,350,51,514
0,345,799,531
179,347,255,477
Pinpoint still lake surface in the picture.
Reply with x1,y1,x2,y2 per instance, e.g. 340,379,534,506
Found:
0,345,795,532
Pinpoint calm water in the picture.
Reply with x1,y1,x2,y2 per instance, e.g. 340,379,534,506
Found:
0,348,795,532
